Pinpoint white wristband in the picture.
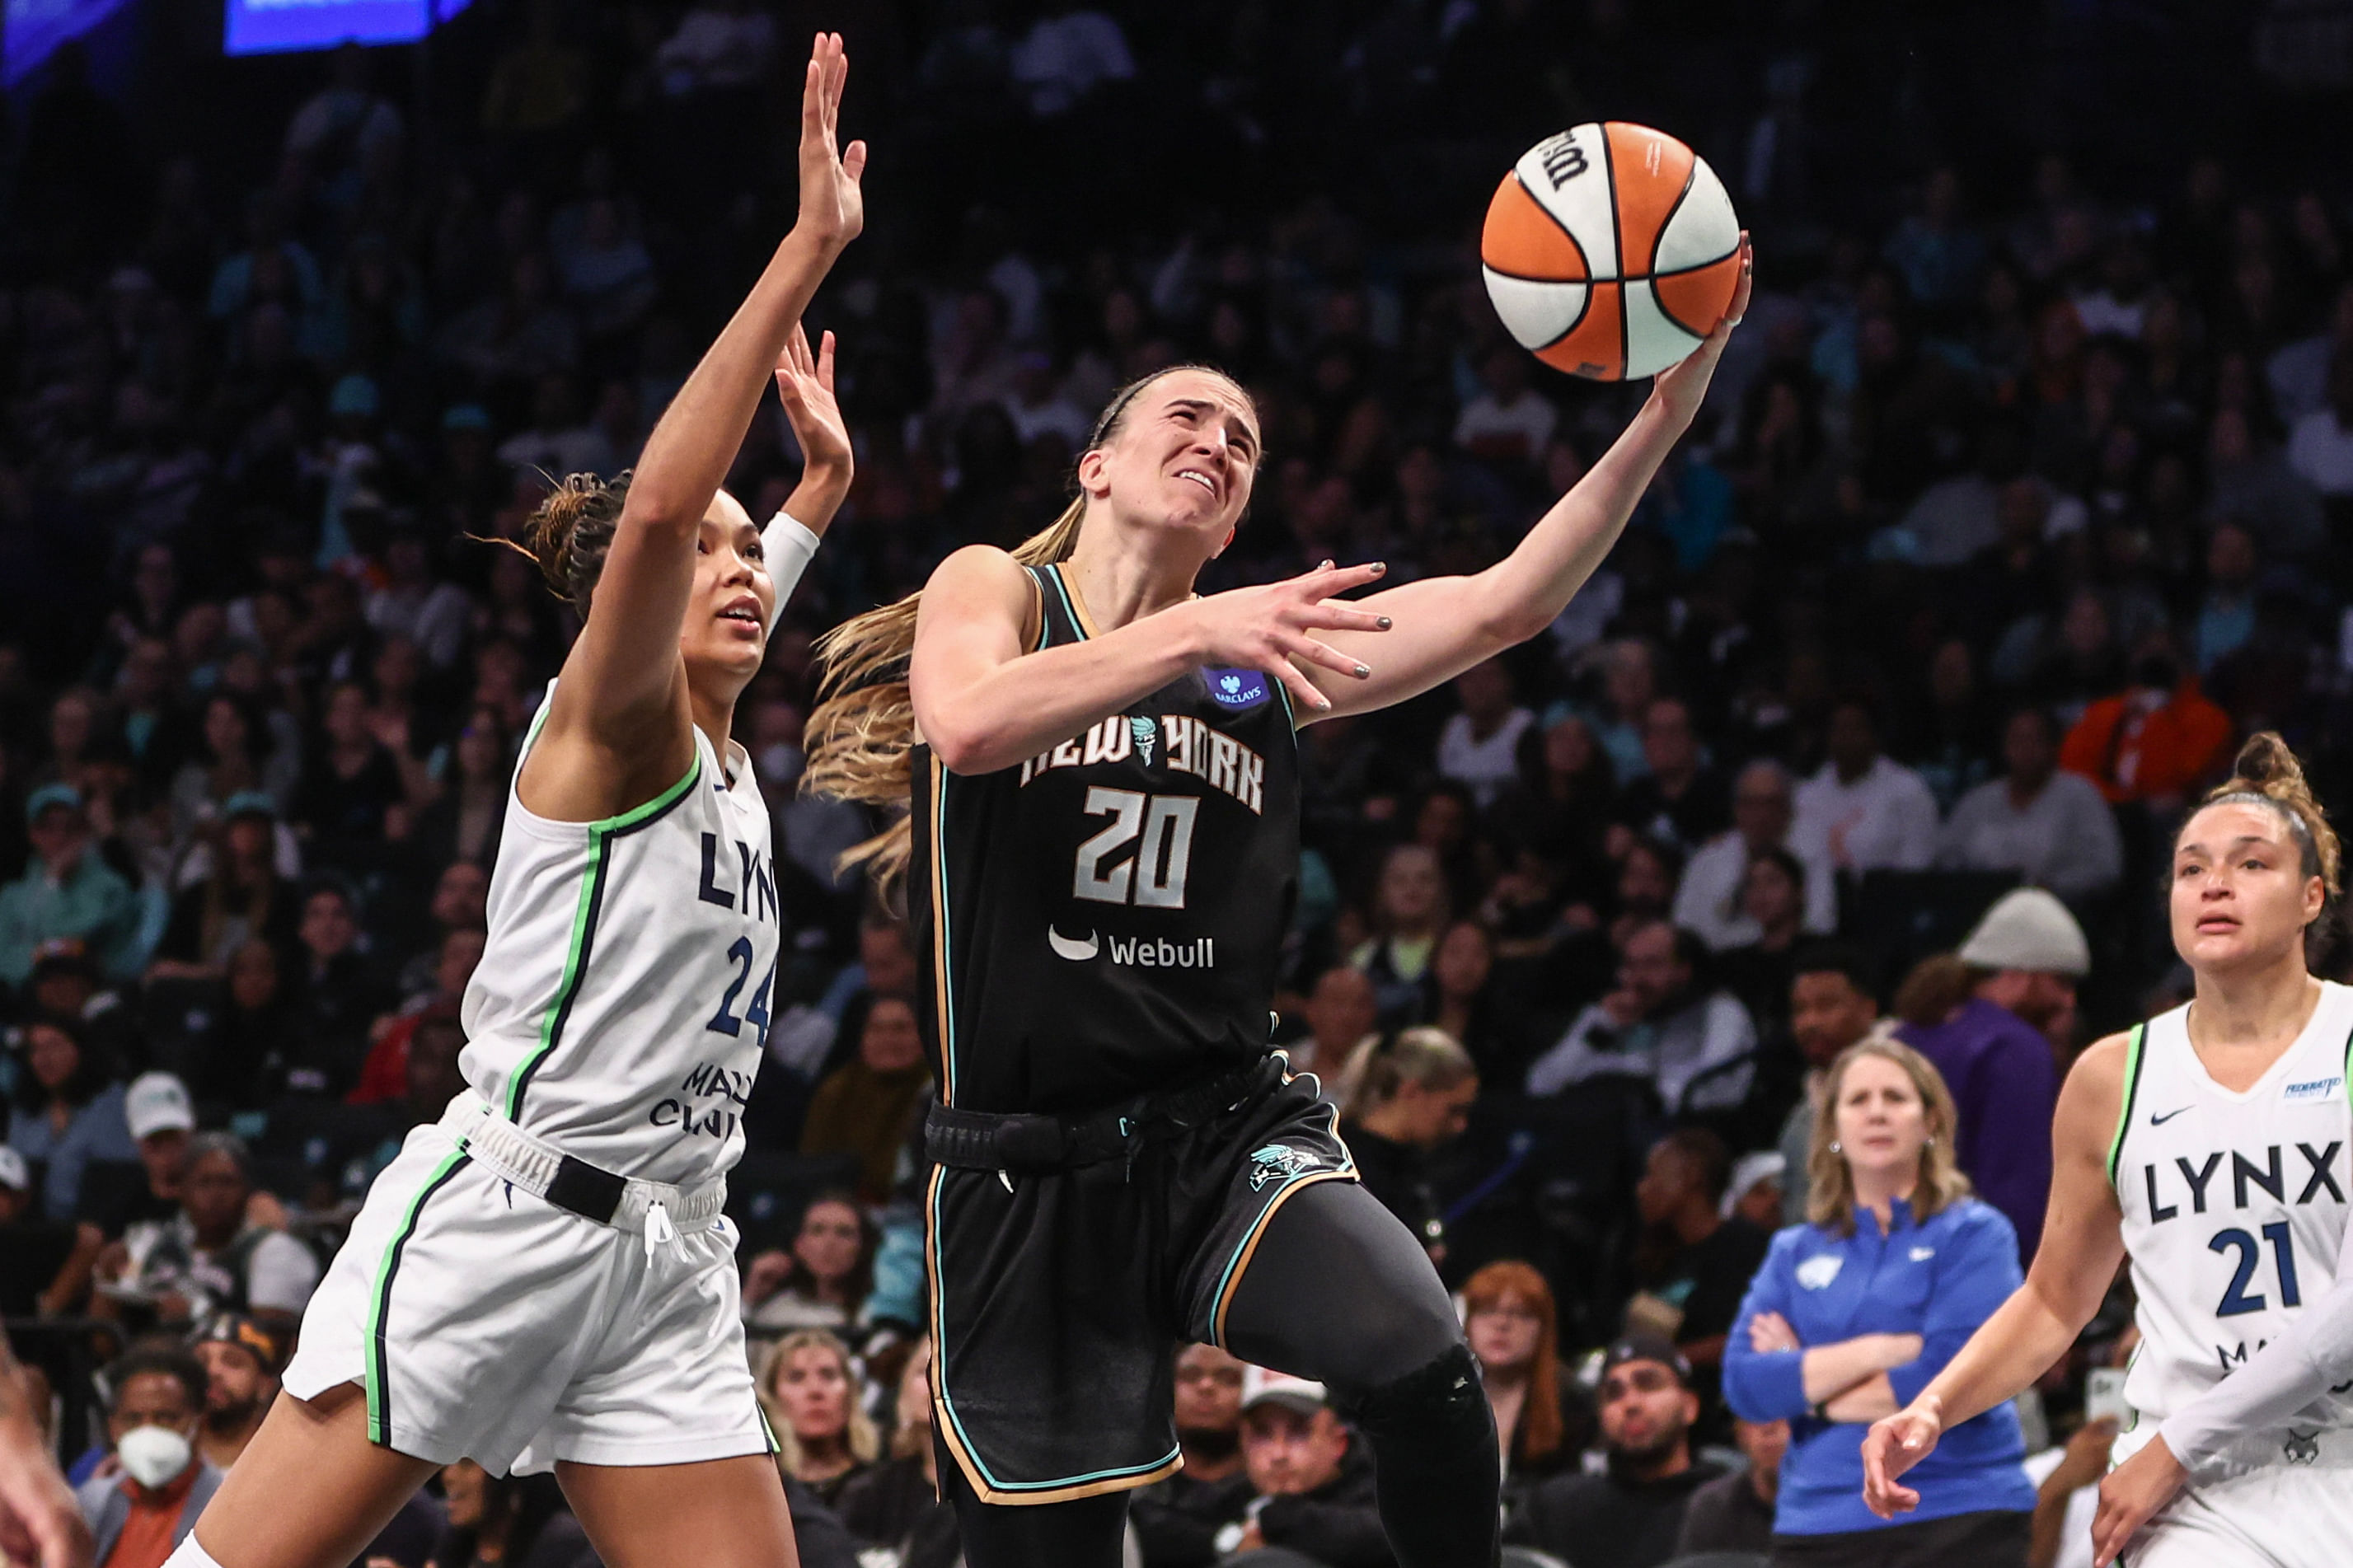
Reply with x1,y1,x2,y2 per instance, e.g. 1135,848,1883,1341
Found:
762,511,821,633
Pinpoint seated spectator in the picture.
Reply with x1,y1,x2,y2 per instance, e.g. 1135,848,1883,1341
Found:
402,712,508,873
1778,944,1883,1224
97,1132,320,1331
1674,1415,1788,1555
1132,1342,1251,1568
188,1311,281,1472
1489,713,1619,878
2057,637,2232,810
1291,964,1377,1080
1891,888,2085,1263
0,1144,103,1316
7,1013,136,1222
293,682,406,874
757,1328,878,1508
1525,920,1757,1118
1511,1334,1723,1568
148,796,297,981
1625,1129,1771,1437
1712,845,1812,1041
1617,697,1730,853
1937,706,2123,902
79,1072,199,1238
390,860,490,1004
1423,919,1531,1084
167,695,298,854
1207,1369,1389,1567
1723,1150,1788,1232
1461,1261,1585,1514
175,939,302,1113
432,1463,594,1568
1454,342,1557,465
837,1337,959,1568
1,784,143,990
1676,760,1837,951
74,1344,222,1568
1434,657,1534,808
1348,844,1451,1026
743,1192,874,1336
1334,1027,1477,1262
1790,698,1942,878
800,995,932,1203
350,930,485,1106
279,880,391,1098
1723,1038,2033,1566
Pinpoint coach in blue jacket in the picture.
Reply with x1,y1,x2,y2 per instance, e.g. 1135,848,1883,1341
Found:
1724,1036,2035,1567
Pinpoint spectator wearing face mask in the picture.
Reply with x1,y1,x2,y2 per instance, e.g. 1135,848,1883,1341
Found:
1206,1369,1390,1568
1131,1341,1251,1568
76,1346,222,1568
186,1312,281,1472
1512,1335,1723,1568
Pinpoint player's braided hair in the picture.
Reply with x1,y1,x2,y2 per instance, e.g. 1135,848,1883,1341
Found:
508,470,633,617
804,364,1255,901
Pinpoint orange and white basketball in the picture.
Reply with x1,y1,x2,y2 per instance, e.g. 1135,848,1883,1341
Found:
1480,123,1742,381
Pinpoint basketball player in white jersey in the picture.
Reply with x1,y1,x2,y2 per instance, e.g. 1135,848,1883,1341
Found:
160,35,865,1568
1859,733,2353,1567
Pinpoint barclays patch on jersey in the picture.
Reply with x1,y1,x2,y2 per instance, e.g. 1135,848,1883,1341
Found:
1204,667,1271,710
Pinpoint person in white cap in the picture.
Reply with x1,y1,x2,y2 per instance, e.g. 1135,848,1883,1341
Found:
1207,1368,1388,1567
80,1075,200,1241
1889,887,2088,1264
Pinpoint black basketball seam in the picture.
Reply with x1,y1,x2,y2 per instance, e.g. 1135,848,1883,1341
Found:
1529,279,1596,352
1648,163,1727,339
1600,129,1627,377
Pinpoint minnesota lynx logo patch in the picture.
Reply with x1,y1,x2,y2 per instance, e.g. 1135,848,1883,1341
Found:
1248,1143,1324,1191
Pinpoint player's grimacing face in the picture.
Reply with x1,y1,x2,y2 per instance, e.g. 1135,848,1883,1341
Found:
2172,802,2323,970
1085,372,1259,542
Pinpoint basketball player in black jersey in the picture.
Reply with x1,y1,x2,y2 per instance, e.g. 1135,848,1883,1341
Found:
805,244,1751,1567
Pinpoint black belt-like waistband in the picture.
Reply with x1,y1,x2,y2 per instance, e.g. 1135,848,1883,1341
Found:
543,1156,628,1224
925,1053,1283,1175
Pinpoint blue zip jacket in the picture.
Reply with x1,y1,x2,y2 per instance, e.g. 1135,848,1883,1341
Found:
1723,1196,2036,1535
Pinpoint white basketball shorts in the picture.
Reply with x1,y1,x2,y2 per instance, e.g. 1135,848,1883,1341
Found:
283,1121,773,1476
2119,1430,2353,1568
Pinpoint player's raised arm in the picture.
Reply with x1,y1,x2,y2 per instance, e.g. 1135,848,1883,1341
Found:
1858,1032,2132,1517
1303,236,1750,723
537,34,864,765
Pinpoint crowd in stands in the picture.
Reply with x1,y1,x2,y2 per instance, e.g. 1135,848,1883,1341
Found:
6,1,2351,1565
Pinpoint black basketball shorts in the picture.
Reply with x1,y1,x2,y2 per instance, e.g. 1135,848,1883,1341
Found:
924,1067,1356,1505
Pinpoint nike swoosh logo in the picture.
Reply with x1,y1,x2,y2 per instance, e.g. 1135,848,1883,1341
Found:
1047,926,1099,961
2150,1107,2192,1126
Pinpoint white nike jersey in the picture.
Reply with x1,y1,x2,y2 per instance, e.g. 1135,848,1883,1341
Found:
459,684,780,1187
2111,981,2353,1465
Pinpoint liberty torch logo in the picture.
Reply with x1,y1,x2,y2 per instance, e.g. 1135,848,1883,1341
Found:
1130,714,1157,766
1248,1144,1324,1191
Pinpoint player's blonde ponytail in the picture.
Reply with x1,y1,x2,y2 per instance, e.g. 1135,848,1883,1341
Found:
2200,731,2341,896
804,364,1253,899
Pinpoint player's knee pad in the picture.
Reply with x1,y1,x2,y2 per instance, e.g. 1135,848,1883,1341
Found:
1334,1340,1493,1451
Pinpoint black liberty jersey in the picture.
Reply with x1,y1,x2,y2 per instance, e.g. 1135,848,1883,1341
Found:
910,563,1301,1116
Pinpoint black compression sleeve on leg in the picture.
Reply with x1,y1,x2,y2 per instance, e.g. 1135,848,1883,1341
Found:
1220,1180,1501,1568
933,1430,1132,1568
1334,1342,1502,1568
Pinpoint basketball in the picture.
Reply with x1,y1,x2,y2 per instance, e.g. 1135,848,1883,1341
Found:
1480,123,1742,381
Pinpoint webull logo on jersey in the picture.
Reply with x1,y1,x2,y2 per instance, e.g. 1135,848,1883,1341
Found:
1248,1144,1324,1190
1018,712,1264,813
1047,925,1216,969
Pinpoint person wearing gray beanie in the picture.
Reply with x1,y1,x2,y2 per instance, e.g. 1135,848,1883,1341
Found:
1888,887,2091,1265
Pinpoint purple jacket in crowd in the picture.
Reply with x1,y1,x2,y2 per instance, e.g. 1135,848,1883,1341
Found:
1893,998,2057,1264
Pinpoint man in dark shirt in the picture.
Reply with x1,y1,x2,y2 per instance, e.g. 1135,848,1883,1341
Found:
1133,1342,1252,1568
1207,1369,1393,1568
1675,1415,1786,1554
1625,1127,1772,1439
1514,1335,1723,1568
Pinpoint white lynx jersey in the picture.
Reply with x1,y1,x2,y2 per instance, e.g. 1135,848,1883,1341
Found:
2110,981,2353,1469
459,683,781,1187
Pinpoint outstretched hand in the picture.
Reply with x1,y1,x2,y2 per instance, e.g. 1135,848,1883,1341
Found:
795,33,866,250
1650,232,1752,425
1184,559,1393,714
776,324,851,476
1859,1395,1944,1518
